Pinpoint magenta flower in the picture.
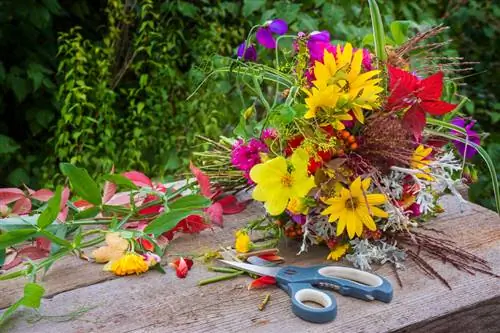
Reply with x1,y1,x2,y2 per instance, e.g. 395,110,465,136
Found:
261,128,278,141
306,30,331,63
256,19,288,49
231,139,269,182
237,42,257,62
450,117,480,159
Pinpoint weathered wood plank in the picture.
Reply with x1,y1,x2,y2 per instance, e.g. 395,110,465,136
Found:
1,196,499,332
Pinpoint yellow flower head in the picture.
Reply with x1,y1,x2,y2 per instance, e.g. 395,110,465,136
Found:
305,43,383,124
110,253,149,276
250,148,315,216
321,176,388,239
235,230,251,253
411,145,433,181
287,197,309,215
92,232,129,263
327,243,350,261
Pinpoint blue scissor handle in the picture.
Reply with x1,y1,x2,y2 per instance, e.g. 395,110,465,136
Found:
276,265,393,303
278,282,337,323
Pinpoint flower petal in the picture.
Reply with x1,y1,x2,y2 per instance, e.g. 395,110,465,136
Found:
366,194,386,206
268,19,288,35
256,27,276,48
248,275,277,290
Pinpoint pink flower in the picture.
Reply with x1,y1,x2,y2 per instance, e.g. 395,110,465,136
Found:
231,139,268,182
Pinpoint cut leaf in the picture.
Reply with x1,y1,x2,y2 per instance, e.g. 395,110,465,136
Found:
11,197,32,215
0,188,24,205
103,174,139,190
122,171,153,188
169,257,193,278
206,202,223,226
60,163,101,205
248,276,277,290
189,162,213,198
169,194,211,211
144,209,201,236
37,186,62,229
31,189,54,202
216,195,247,215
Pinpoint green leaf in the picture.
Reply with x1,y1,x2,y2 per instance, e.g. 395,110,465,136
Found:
102,174,138,190
368,0,386,61
20,283,45,308
37,186,62,229
177,1,199,18
74,206,100,220
0,248,5,266
0,135,20,154
243,0,266,17
60,163,101,205
7,168,30,187
37,230,72,249
144,209,202,236
390,21,411,45
0,228,37,249
169,195,211,211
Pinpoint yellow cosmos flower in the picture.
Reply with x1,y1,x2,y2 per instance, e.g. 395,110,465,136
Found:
250,148,315,216
110,253,149,276
287,197,309,215
235,230,251,253
327,243,350,261
321,177,388,239
411,145,433,181
303,85,353,129
305,43,383,124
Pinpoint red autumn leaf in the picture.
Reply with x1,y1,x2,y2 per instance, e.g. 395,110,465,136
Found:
206,202,223,226
123,171,153,188
138,194,163,215
169,257,194,278
2,246,50,270
175,215,211,234
386,66,457,138
103,179,117,204
36,237,51,252
0,188,25,205
216,195,247,215
31,189,54,202
248,276,277,290
73,199,93,210
189,162,214,198
258,254,285,263
138,238,155,251
11,197,32,215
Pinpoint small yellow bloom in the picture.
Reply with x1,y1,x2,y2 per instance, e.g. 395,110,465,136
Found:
92,232,129,263
411,145,433,181
321,177,388,239
250,148,315,216
287,197,309,215
110,253,149,276
235,230,251,253
327,243,350,261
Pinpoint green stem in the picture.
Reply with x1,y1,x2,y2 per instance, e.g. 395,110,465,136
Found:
80,235,106,249
207,266,240,273
198,271,245,286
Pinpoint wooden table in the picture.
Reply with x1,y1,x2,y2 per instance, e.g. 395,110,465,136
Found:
1,196,499,333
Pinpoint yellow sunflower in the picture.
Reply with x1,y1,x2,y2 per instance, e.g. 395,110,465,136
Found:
321,176,388,239
411,145,433,181
305,43,383,124
326,243,350,261
250,148,315,216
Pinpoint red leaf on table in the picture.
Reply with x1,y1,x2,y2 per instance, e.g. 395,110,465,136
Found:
31,189,54,202
169,257,194,278
206,202,223,226
103,180,117,204
36,237,52,252
0,188,25,205
216,195,247,215
248,276,277,290
176,215,211,234
138,238,155,252
11,197,32,215
258,254,285,263
123,171,153,188
189,162,214,198
2,246,50,270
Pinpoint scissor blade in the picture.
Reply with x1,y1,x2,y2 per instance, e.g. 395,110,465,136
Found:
219,260,281,277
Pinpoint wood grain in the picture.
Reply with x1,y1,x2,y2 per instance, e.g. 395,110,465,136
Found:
1,196,499,333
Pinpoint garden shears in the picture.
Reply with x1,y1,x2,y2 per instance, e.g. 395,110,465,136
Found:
220,260,393,324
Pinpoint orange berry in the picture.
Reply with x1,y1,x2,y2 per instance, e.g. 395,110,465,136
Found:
289,231,296,238
341,131,350,139
350,143,358,150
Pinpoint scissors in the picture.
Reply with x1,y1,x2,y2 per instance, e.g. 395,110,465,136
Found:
220,260,393,324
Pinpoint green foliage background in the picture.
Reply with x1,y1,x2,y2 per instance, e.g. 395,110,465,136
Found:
0,0,498,209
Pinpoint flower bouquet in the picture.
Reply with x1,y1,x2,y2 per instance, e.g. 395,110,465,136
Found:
193,1,499,282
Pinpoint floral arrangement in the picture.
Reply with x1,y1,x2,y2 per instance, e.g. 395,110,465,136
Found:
194,1,499,282
0,163,245,324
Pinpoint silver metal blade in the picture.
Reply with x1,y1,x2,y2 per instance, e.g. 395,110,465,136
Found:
219,260,281,277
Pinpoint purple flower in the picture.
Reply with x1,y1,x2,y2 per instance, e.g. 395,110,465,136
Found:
261,128,278,141
450,117,480,159
289,213,306,225
231,139,269,182
307,30,331,63
256,19,288,49
237,42,257,62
